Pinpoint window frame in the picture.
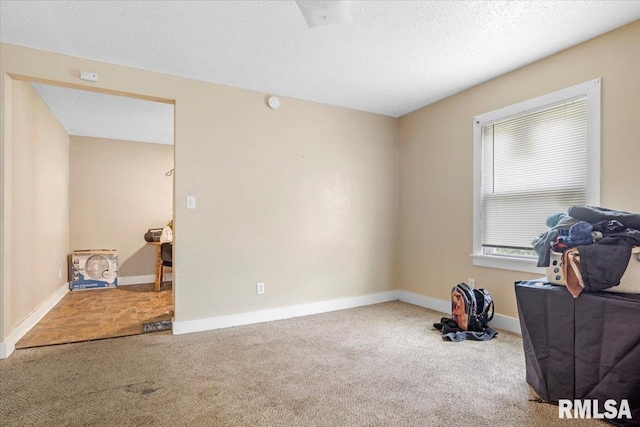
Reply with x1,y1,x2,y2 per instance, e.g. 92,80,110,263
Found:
472,78,601,273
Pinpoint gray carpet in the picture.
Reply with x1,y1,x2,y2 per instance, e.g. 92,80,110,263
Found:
0,301,605,426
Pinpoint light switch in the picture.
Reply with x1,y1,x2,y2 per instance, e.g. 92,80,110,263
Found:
80,70,98,82
186,195,196,210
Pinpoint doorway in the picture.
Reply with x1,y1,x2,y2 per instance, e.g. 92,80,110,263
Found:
8,79,176,348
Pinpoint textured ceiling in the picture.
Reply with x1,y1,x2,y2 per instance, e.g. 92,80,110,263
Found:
2,1,640,118
32,83,174,145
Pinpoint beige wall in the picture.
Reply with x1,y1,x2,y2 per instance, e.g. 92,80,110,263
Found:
398,21,640,318
175,93,400,320
8,80,70,331
0,42,400,339
3,22,635,340
69,136,173,278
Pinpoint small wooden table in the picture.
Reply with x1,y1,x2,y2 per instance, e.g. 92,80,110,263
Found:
147,242,163,291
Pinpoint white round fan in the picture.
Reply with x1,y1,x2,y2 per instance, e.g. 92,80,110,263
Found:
85,255,113,280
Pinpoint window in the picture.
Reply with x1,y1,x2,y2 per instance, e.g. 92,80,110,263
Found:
472,79,601,273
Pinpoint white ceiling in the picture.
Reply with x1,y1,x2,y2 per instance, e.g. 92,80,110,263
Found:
2,1,640,119
32,83,174,145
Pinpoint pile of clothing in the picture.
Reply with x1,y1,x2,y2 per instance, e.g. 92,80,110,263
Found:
532,206,640,297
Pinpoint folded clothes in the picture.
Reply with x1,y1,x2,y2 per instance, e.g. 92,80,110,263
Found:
561,221,594,246
575,228,640,294
532,213,580,267
568,206,640,229
592,219,625,234
546,212,568,228
552,239,568,253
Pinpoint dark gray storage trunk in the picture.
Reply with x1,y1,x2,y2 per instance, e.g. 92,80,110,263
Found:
515,280,640,425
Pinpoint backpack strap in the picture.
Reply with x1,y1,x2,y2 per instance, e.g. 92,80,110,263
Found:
457,283,479,329
479,289,494,322
486,299,494,322
460,284,478,313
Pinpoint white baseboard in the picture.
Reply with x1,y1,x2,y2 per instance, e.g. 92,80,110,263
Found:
173,290,398,335
117,273,172,286
397,290,451,314
1,282,69,359
397,290,521,335
487,312,521,334
117,274,155,286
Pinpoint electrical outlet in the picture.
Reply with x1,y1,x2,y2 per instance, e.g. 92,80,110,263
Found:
257,282,265,295
468,278,475,289
58,268,62,279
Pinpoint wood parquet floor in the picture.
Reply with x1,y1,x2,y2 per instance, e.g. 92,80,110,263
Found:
16,283,173,349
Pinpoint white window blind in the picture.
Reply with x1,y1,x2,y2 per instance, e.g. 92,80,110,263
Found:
481,97,587,250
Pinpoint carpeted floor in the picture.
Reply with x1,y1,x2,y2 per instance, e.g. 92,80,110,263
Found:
0,301,605,426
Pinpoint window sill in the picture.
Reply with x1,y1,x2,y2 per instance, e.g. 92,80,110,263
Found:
471,254,544,274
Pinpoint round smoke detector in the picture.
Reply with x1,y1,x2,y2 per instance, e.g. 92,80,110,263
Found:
267,96,280,109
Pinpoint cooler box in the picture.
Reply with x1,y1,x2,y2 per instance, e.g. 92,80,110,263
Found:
545,246,640,293
70,249,118,290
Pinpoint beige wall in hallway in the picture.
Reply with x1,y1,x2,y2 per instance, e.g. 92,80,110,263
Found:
69,136,173,278
1,43,400,340
398,21,640,319
8,80,70,331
